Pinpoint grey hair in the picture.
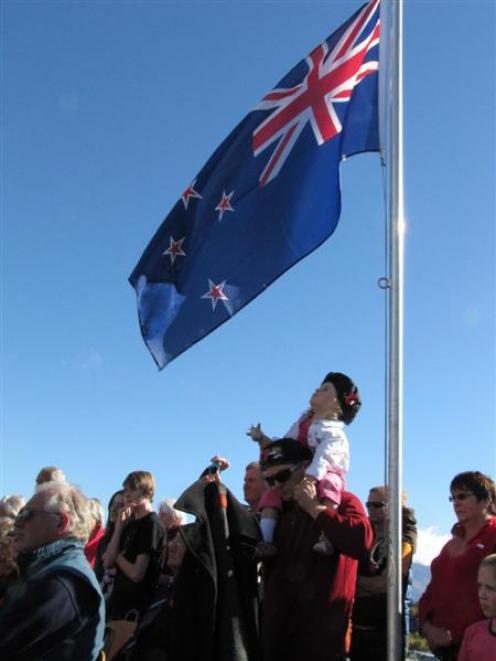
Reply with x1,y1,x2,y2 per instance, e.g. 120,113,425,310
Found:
245,461,261,472
36,466,66,487
37,482,92,542
0,495,25,519
157,498,186,525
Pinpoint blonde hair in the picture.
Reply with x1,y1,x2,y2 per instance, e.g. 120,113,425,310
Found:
0,495,25,519
88,498,105,526
37,482,92,542
480,554,496,574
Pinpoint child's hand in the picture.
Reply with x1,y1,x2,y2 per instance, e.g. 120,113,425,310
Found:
247,423,263,442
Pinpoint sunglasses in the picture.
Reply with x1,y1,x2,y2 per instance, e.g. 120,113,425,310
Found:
448,492,475,502
265,463,302,487
366,501,386,509
16,507,61,523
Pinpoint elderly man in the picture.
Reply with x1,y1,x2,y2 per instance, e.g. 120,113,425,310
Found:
0,482,105,660
243,461,266,513
260,439,373,661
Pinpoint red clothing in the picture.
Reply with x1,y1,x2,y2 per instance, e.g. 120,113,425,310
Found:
262,491,372,661
84,524,105,569
458,619,496,661
418,516,496,645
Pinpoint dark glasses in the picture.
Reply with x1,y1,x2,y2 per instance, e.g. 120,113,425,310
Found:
448,492,474,502
366,501,386,509
265,464,302,487
16,507,61,523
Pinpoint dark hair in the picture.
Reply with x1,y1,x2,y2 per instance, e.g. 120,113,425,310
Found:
322,372,361,425
104,489,125,543
450,471,496,504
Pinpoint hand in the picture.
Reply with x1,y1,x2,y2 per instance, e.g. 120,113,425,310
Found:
247,423,263,442
210,455,230,471
115,505,134,528
423,622,452,652
294,478,325,519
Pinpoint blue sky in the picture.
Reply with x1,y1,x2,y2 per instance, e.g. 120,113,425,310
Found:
1,0,494,564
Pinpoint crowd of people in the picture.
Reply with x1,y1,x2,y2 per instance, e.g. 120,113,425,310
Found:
0,374,495,661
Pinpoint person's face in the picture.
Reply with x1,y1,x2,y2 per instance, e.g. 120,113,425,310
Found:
159,510,176,529
366,491,388,523
450,487,489,525
478,564,496,619
243,467,265,508
109,493,125,522
12,493,64,554
124,485,147,508
262,462,306,502
309,381,341,418
167,534,187,572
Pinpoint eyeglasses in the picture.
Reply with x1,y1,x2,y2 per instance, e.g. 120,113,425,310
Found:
366,501,387,509
449,492,475,502
16,507,61,523
264,464,302,487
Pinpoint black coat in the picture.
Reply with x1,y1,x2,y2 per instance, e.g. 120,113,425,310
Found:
168,480,261,661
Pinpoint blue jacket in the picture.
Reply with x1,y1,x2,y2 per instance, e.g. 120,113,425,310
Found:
0,538,105,660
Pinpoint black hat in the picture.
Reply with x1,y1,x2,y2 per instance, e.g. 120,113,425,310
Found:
260,439,312,471
322,372,361,424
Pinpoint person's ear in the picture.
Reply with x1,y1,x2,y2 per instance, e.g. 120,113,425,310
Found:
58,512,70,533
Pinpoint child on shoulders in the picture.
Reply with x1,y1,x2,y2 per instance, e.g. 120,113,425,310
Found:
248,371,361,556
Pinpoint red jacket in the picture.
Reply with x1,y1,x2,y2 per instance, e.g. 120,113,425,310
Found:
84,524,105,569
262,491,372,661
418,516,496,644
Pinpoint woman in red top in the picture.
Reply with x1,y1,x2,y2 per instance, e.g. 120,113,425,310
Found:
419,471,496,660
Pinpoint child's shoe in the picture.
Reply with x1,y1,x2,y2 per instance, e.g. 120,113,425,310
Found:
312,533,334,555
254,541,278,559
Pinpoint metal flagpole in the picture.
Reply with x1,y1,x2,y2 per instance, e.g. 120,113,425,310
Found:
385,0,405,659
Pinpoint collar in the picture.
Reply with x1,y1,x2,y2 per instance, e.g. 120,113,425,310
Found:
18,538,83,572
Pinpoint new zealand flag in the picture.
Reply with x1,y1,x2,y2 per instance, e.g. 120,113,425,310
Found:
130,0,381,369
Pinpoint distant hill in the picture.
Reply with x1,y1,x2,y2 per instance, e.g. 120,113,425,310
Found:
411,562,431,602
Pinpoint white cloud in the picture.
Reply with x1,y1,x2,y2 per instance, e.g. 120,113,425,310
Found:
63,348,103,372
414,526,451,566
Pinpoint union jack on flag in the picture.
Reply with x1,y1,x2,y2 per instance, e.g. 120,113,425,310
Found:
130,1,381,369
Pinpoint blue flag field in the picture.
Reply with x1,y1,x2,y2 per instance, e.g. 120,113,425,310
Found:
129,0,381,369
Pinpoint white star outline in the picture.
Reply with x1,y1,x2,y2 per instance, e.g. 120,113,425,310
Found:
181,179,203,210
201,279,230,311
215,190,235,221
162,236,186,264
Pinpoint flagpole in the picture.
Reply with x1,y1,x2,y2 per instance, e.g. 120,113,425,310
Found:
386,0,405,659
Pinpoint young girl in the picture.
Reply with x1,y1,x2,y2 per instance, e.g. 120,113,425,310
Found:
248,371,361,555
458,554,496,661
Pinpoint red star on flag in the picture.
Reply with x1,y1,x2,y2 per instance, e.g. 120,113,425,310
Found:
201,279,229,310
215,190,235,220
162,236,186,264
181,179,203,210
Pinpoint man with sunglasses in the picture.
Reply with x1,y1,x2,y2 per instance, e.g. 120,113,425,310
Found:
349,486,417,660
259,439,372,661
0,482,105,660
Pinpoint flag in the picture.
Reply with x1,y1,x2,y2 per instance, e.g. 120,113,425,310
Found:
129,0,381,369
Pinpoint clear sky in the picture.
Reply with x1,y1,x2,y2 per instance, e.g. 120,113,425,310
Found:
1,0,494,565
